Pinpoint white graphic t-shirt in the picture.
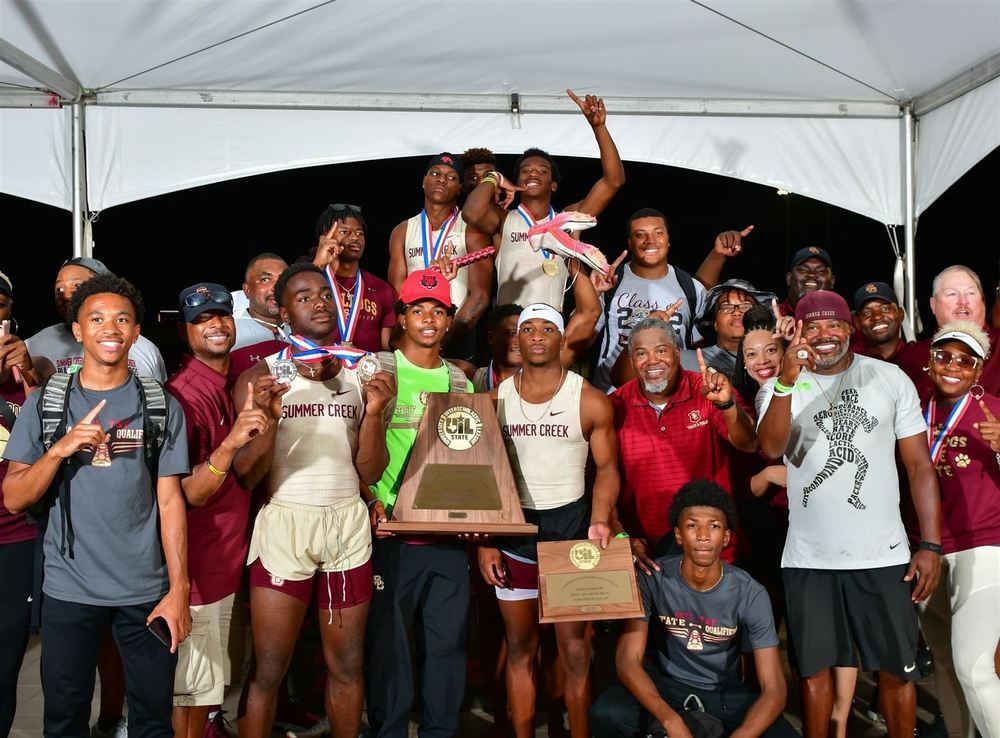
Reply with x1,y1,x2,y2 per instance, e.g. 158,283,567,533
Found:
756,355,926,570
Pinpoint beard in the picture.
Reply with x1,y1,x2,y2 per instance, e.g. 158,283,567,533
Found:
813,340,849,368
642,378,670,394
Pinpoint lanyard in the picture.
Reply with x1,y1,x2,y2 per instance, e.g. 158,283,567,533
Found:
278,334,366,368
516,205,555,259
925,393,972,465
420,207,459,267
326,265,363,346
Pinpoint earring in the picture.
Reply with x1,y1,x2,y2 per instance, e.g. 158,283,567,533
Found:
970,383,985,401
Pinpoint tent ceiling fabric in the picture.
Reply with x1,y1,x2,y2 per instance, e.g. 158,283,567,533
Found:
1,0,998,219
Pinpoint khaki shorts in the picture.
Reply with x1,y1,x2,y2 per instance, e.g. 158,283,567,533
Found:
173,593,235,707
247,496,372,580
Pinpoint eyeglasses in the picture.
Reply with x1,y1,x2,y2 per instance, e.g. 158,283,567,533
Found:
930,348,982,371
183,290,233,309
329,203,362,215
717,302,755,315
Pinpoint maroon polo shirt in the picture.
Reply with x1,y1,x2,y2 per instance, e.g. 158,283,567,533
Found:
610,372,742,560
0,374,33,545
166,355,251,606
229,339,287,379
897,326,1000,402
921,392,1000,554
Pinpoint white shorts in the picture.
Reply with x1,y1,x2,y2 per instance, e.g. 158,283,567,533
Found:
173,593,235,707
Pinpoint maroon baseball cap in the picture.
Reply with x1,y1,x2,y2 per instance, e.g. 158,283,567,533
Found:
795,290,851,324
398,269,452,308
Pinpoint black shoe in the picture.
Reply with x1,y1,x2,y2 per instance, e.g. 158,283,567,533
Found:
916,645,934,677
916,714,947,738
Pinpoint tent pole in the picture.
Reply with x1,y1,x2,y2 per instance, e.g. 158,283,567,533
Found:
903,105,917,339
71,101,89,258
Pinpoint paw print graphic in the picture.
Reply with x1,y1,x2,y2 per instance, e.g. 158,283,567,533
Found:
954,453,971,469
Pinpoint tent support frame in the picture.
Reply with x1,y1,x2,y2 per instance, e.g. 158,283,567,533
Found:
72,102,89,257
903,106,917,340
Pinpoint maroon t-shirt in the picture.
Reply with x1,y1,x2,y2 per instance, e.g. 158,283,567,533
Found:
0,374,33,544
166,356,251,605
922,392,1000,554
332,270,397,353
850,334,911,366
897,327,1000,402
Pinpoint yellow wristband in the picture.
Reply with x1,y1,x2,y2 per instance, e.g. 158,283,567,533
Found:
206,456,228,477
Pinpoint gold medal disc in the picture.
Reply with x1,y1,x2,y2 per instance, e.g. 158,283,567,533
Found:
542,260,560,278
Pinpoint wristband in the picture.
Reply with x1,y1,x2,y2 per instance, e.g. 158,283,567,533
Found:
773,379,795,396
206,456,228,477
614,532,630,539
713,398,735,411
365,497,380,510
917,541,943,555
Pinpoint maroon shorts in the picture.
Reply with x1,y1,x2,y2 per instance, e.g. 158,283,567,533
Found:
249,558,373,609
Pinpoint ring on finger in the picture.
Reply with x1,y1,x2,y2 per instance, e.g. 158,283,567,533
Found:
796,349,809,360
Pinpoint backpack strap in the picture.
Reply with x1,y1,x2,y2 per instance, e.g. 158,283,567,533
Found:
136,375,168,484
40,372,73,450
673,266,699,348
445,361,470,394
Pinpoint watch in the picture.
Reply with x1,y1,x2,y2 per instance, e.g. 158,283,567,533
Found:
917,541,943,555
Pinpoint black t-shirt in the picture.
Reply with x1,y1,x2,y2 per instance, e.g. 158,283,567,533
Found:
638,555,778,689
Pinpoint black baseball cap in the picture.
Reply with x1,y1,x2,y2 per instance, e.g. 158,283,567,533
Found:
61,256,110,276
0,270,11,298
426,152,464,180
853,281,898,311
178,283,234,322
788,247,832,270
697,278,777,333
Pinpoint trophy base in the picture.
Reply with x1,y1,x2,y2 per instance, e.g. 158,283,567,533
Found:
380,520,538,536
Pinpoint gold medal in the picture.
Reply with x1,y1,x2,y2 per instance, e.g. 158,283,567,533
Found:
542,259,560,278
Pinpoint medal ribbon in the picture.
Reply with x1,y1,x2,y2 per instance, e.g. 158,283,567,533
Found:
325,265,364,346
517,204,555,259
484,361,497,391
420,207,460,268
278,334,366,368
925,393,973,465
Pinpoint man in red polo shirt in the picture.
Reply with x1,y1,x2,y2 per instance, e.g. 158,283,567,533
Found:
165,283,271,738
609,315,758,569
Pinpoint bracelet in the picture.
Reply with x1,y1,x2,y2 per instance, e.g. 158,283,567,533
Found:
614,532,630,539
713,398,735,411
205,456,228,477
365,497,380,510
917,541,943,555
773,379,794,396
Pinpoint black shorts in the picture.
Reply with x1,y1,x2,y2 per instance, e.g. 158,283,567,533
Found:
783,565,918,680
500,496,590,562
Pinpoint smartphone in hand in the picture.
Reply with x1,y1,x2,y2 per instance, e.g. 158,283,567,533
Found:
147,616,171,648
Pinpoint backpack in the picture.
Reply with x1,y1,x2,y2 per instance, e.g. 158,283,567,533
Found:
592,261,699,377
375,350,469,428
27,371,168,629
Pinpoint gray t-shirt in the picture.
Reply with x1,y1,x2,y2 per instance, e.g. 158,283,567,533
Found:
26,323,167,381
639,555,778,689
594,264,706,391
3,375,188,606
756,354,926,570
680,345,737,379
233,310,282,350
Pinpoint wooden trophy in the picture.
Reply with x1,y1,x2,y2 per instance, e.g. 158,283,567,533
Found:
537,538,644,623
382,392,538,535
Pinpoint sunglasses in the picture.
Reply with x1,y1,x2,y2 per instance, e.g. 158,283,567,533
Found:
329,203,362,215
930,348,982,371
183,290,233,309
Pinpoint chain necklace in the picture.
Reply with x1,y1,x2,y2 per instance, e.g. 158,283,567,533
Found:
679,558,725,592
516,367,566,422
808,359,851,411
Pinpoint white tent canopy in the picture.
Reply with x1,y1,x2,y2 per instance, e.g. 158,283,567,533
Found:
1,0,999,329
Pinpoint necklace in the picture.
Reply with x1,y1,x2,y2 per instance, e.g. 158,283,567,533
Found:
250,315,280,331
337,274,358,293
516,367,565,422
680,558,724,592
810,365,849,411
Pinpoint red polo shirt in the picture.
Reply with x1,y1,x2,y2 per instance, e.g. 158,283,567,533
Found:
166,355,251,606
0,374,33,545
611,372,740,560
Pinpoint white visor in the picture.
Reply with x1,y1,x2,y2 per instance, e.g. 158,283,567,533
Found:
517,303,565,333
932,330,987,359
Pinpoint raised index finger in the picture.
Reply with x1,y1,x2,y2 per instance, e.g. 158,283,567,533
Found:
792,319,803,345
81,399,107,425
979,400,999,424
696,348,708,374
566,88,583,106
771,298,782,322
244,381,255,411
610,249,628,271
740,224,754,237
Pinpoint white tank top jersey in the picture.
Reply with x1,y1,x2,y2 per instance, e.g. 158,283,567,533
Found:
496,210,568,310
497,371,588,510
265,355,365,505
403,212,470,310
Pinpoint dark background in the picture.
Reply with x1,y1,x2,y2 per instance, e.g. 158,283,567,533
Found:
2,145,997,372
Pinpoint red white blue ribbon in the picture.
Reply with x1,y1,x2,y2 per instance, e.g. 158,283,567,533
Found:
925,393,973,465
278,334,366,368
517,204,555,259
420,207,460,268
325,265,363,346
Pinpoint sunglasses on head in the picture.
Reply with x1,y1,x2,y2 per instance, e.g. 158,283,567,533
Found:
183,290,233,309
930,348,981,371
329,203,362,215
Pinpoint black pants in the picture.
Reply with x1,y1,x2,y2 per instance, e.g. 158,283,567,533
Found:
365,539,469,738
589,666,799,738
41,595,176,738
0,538,34,736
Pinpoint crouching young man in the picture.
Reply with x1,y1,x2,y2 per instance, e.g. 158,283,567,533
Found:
589,480,795,738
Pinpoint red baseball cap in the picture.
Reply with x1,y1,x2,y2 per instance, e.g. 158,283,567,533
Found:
398,269,452,308
795,290,851,324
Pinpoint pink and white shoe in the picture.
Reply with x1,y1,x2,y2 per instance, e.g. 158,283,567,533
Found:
526,212,610,276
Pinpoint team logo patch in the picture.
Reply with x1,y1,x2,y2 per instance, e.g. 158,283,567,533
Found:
373,575,385,591
441,155,454,165
808,246,819,254
419,390,429,405
270,575,285,586
688,410,702,423
865,283,877,293
420,273,439,290
569,542,601,570
954,453,971,468
437,406,483,450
